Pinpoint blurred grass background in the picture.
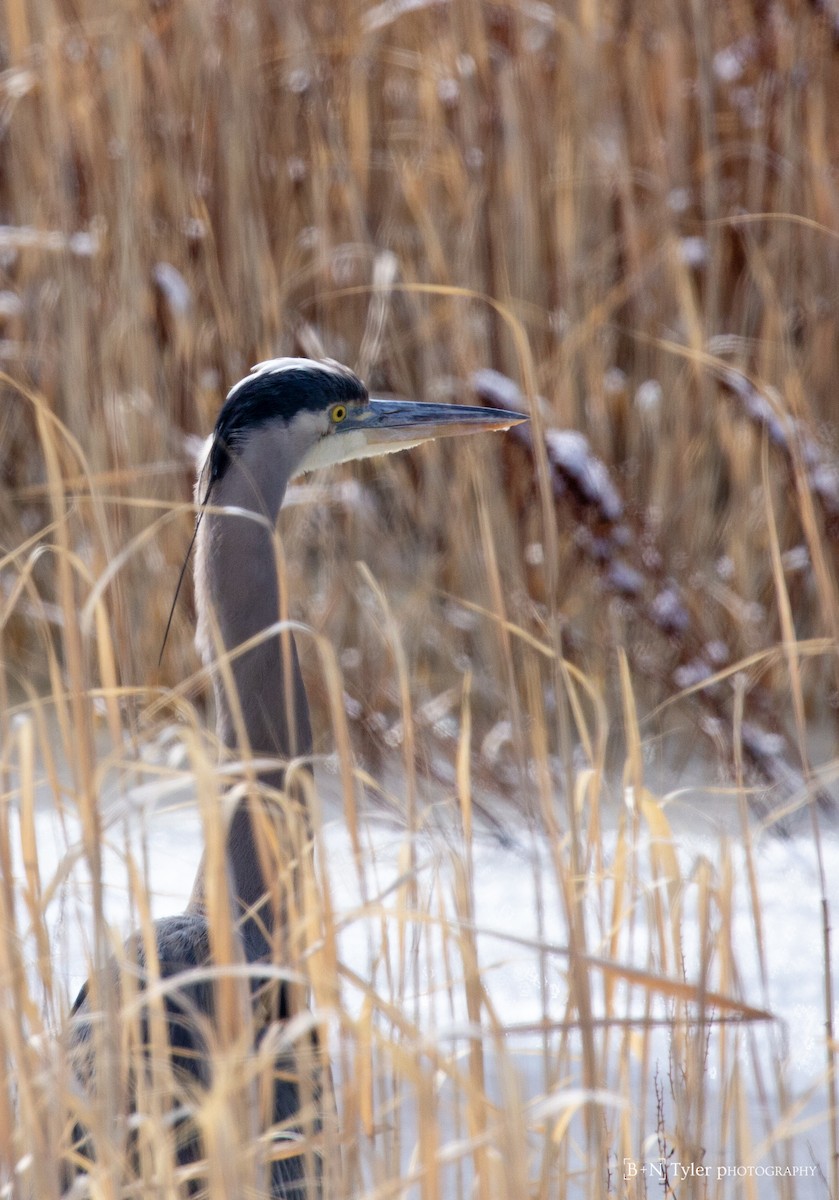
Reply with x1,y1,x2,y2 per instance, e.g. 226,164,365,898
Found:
3,0,839,795
1,0,839,1197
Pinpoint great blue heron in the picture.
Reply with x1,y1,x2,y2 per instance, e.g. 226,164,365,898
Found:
68,357,524,1196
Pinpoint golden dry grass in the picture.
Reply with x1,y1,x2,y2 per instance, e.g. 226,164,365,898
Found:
1,0,838,1196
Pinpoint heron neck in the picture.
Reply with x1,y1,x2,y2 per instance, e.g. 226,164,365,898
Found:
189,490,313,943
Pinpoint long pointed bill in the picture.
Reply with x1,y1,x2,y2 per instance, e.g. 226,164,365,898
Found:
367,398,524,440
341,398,526,455
295,397,527,475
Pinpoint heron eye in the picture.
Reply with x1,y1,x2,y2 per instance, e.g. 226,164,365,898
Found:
330,404,348,424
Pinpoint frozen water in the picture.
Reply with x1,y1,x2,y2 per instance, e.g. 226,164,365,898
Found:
9,749,836,1196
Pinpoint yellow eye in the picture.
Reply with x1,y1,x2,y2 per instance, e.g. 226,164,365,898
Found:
330,404,348,424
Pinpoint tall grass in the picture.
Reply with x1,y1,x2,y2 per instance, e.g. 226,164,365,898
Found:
1,0,837,1196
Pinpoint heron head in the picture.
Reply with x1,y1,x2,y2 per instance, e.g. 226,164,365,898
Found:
163,358,526,666
201,357,526,498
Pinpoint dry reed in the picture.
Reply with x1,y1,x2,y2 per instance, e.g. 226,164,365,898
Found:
1,0,837,1196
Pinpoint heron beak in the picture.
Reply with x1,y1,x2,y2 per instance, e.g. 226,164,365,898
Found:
343,398,527,450
296,396,527,475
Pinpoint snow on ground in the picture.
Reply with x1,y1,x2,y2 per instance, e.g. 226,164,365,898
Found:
11,766,838,1196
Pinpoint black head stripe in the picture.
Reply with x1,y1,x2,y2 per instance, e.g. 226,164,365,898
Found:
160,362,366,666
209,364,368,481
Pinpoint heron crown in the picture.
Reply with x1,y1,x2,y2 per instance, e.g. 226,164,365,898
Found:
209,358,368,482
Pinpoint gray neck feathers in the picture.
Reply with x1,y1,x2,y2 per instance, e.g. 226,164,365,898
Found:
189,424,313,938
194,426,313,766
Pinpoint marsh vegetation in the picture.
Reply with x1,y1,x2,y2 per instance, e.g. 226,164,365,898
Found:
1,0,837,1196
